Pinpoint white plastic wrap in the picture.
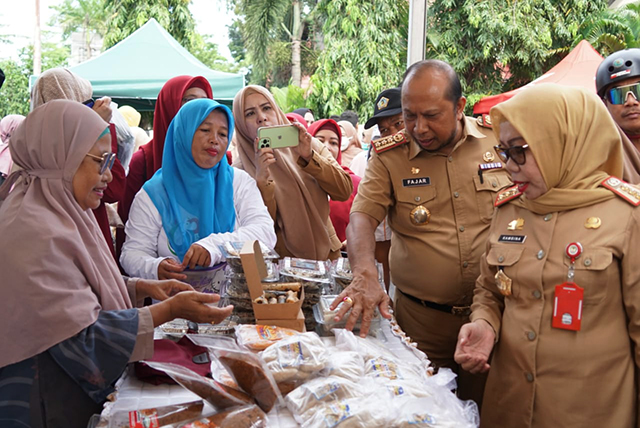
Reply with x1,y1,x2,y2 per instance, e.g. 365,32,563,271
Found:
300,397,393,428
260,332,328,383
321,351,364,382
285,376,364,423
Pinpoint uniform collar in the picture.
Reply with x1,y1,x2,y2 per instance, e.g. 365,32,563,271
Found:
408,116,485,160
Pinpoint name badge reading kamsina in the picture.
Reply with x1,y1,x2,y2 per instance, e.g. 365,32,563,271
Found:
498,235,527,243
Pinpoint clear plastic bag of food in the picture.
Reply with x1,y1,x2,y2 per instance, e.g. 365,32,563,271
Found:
210,346,283,413
333,328,397,360
285,376,364,423
234,324,299,351
313,295,380,336
144,362,252,410
219,241,279,272
328,258,384,294
177,404,268,428
392,396,479,428
300,397,393,428
108,400,204,428
260,332,328,383
321,351,365,383
279,257,331,292
224,262,279,285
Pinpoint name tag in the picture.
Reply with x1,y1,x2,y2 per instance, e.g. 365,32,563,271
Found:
402,177,431,187
479,162,503,171
498,234,526,243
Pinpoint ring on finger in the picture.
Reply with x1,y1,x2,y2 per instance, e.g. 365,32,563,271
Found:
343,296,354,306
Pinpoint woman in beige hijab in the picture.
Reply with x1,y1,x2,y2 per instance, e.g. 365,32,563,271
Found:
338,120,363,168
0,100,232,428
232,85,353,261
454,84,640,427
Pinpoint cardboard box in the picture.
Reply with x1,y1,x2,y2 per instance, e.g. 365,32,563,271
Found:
257,309,306,332
240,241,305,332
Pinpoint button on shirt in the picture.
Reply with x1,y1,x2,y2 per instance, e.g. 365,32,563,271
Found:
351,117,512,305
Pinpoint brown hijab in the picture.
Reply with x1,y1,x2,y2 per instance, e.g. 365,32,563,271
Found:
31,68,92,109
0,100,131,367
232,85,332,260
490,84,623,215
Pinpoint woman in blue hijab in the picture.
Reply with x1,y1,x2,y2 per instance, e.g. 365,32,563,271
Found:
121,99,276,280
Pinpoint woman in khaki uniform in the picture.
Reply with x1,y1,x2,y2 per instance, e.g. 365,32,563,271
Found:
455,84,640,427
231,86,352,261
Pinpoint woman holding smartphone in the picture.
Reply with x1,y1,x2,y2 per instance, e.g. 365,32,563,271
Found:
232,85,353,261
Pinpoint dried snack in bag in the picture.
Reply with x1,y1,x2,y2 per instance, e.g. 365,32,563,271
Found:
321,351,364,383
285,376,363,422
392,396,479,428
260,332,328,383
109,400,204,428
300,397,392,428
365,356,423,382
177,404,267,428
214,349,282,413
144,362,251,410
235,324,298,351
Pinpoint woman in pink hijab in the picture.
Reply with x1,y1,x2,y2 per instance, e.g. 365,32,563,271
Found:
0,100,232,428
0,114,25,184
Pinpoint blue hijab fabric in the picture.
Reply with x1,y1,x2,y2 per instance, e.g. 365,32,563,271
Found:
143,99,236,260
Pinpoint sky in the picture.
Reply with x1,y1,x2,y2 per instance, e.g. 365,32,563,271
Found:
0,0,236,61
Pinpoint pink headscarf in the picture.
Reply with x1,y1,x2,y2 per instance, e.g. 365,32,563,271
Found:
0,114,25,176
0,100,131,367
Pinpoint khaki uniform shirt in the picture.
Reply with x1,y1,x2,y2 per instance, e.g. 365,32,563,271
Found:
352,117,511,305
471,191,640,428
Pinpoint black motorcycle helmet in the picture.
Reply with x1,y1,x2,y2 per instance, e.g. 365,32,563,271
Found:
596,48,640,98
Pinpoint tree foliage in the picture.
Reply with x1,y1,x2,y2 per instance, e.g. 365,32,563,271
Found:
103,0,198,50
308,0,408,119
575,2,640,55
426,0,608,110
191,37,241,74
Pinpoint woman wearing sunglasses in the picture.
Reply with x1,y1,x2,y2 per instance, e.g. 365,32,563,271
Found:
454,84,640,427
120,98,276,280
0,100,233,428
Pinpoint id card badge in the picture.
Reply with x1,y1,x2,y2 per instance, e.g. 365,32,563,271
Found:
552,282,584,331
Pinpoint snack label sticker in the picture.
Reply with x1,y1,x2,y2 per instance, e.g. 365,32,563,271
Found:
280,341,304,367
128,410,159,428
257,325,278,340
324,401,351,428
408,413,437,425
388,385,405,396
368,358,401,380
313,382,340,400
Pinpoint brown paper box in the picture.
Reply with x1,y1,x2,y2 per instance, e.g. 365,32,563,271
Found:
240,241,305,331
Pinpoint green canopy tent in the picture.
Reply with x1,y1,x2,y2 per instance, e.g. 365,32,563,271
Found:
32,18,244,111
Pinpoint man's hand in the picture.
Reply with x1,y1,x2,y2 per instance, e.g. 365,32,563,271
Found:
330,267,392,337
158,258,187,281
182,244,211,270
137,278,194,301
454,320,496,374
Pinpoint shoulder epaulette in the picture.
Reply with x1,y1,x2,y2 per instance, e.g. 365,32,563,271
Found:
372,129,408,154
495,185,522,207
476,114,492,129
601,176,640,206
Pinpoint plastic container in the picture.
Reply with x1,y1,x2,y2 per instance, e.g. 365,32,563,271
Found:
219,241,279,272
329,258,385,294
313,295,380,336
181,262,226,294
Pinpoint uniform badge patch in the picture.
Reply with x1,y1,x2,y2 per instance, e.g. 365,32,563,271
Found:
377,97,389,110
402,177,431,187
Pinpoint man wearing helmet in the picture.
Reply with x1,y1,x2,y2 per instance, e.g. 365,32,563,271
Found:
596,49,640,182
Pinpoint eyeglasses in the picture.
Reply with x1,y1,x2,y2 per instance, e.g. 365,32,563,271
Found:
86,152,116,174
494,144,529,166
606,82,640,105
82,98,95,109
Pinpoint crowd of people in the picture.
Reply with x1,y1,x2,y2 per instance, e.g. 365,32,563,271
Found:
2,46,640,427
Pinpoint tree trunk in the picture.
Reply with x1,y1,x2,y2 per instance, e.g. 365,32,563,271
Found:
290,0,302,87
34,0,42,75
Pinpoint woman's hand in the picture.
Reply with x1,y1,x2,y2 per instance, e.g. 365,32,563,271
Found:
149,291,234,326
182,243,211,270
454,320,496,374
292,122,312,162
136,278,194,301
92,96,113,122
254,137,276,185
168,292,234,324
158,258,187,281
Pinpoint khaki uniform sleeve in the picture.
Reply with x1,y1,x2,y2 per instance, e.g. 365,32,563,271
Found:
257,179,277,220
620,207,640,424
469,222,505,341
297,145,353,201
350,151,393,223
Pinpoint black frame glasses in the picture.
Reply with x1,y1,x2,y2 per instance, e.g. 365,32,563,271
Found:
494,144,529,166
86,152,116,174
606,82,640,105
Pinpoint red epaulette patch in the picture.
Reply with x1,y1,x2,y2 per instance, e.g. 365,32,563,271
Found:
601,176,640,206
372,129,409,154
494,185,522,207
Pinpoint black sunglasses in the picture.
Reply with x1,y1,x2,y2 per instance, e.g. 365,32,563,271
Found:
86,152,116,174
494,144,529,166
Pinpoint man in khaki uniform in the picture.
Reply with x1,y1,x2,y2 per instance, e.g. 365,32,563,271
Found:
337,60,511,403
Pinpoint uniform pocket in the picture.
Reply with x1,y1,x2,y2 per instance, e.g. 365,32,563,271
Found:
474,172,513,223
486,244,524,298
563,248,613,305
393,185,439,232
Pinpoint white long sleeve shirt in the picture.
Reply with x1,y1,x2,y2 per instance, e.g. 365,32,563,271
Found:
120,168,276,279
